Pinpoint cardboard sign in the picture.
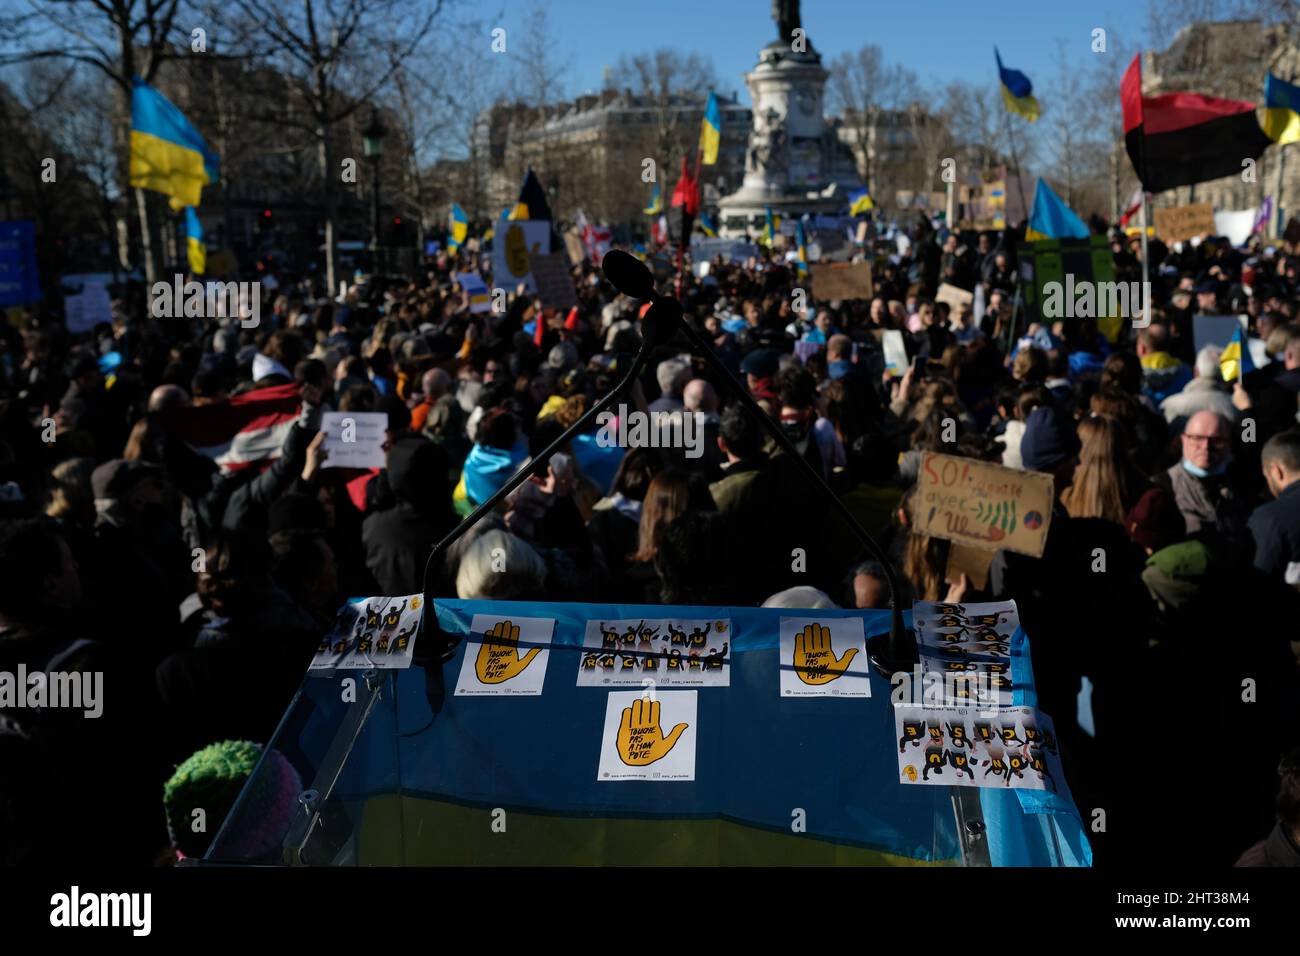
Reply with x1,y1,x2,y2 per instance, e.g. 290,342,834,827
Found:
530,252,578,310
491,220,550,293
563,232,585,265
935,283,974,312
320,411,387,469
1153,202,1215,243
917,452,1055,557
810,262,873,302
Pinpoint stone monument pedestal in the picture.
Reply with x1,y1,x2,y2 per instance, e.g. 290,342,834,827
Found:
717,39,861,238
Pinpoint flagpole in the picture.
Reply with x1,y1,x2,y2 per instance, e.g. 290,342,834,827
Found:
1001,108,1029,226
1138,191,1151,327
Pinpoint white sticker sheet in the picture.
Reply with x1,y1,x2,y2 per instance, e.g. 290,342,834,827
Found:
911,600,1021,709
895,705,1063,791
310,594,422,670
576,618,731,687
453,614,555,696
778,617,871,698
597,691,697,781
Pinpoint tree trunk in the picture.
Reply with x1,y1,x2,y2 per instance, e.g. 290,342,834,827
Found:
135,187,159,284
318,115,337,296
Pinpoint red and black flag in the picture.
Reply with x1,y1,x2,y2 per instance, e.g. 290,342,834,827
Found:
1121,53,1271,194
670,156,700,242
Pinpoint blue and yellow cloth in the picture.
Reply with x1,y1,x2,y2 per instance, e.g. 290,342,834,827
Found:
130,77,219,209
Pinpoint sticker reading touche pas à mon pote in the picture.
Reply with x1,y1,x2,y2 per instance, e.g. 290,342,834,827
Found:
597,690,697,782
576,617,731,687
453,614,555,696
778,617,871,697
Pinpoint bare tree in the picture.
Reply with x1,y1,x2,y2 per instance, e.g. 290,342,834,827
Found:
232,0,444,292
826,44,907,190
0,0,186,281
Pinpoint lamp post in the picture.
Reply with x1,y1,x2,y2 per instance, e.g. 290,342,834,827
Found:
362,108,387,271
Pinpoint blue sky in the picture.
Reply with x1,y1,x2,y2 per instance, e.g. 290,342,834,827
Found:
485,0,1155,103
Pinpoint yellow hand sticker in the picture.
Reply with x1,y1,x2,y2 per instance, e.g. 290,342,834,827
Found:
475,619,541,684
616,697,688,767
793,623,859,685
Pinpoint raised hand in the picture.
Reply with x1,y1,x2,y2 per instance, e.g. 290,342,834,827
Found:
616,697,688,767
475,619,541,684
794,623,858,685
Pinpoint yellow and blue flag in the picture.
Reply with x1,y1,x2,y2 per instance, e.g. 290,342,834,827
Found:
761,206,779,247
130,78,219,210
1025,179,1089,241
1264,73,1300,144
643,182,662,215
700,91,721,165
849,187,874,216
794,221,808,275
448,203,468,253
185,206,206,276
995,48,1040,122
1220,324,1254,383
698,210,718,237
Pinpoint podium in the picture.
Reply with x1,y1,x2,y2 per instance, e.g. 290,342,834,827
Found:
200,601,1091,866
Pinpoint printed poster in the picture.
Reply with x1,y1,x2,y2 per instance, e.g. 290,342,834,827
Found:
576,618,730,687
597,690,697,782
310,594,421,670
778,617,870,698
454,614,554,696
895,705,1063,792
911,599,1021,709
320,411,387,469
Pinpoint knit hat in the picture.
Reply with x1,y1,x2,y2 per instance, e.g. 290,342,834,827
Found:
163,741,302,861
1018,405,1079,473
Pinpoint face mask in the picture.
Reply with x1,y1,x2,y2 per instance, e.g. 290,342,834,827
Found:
1183,457,1229,479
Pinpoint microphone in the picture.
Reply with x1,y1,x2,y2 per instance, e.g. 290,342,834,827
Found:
600,250,916,674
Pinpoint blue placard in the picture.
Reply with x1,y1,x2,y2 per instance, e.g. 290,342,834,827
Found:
0,221,41,306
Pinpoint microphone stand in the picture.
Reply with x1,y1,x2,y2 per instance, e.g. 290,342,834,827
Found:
416,335,657,655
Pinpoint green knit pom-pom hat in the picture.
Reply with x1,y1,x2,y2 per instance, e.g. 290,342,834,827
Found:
163,740,267,859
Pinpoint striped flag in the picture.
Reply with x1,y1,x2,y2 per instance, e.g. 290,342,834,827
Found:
1219,324,1254,383
699,91,721,165
167,382,302,473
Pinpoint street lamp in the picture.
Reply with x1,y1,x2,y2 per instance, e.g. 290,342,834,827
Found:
362,108,387,266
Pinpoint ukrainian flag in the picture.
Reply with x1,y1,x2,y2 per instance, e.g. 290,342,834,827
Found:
1025,179,1089,242
185,206,206,276
698,211,718,238
995,48,1039,123
700,91,722,165
643,183,662,216
1220,324,1254,383
1264,73,1300,144
130,78,219,210
761,206,779,247
448,203,468,253
795,220,809,275
849,188,874,216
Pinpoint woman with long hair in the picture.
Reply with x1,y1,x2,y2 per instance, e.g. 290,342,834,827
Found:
624,468,715,603
1060,414,1149,523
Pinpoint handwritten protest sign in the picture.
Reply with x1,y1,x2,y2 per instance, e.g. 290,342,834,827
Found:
810,262,873,301
320,411,387,469
1153,202,1215,243
916,452,1054,557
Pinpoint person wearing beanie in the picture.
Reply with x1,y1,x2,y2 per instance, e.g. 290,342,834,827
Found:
163,741,302,863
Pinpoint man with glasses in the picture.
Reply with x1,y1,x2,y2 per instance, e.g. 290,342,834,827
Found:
1162,410,1250,555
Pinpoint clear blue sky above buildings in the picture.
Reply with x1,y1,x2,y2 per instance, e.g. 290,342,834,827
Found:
487,0,1155,104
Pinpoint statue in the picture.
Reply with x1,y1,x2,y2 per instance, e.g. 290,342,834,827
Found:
772,0,801,41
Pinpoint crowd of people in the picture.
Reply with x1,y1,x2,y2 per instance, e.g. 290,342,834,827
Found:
1,212,1298,867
